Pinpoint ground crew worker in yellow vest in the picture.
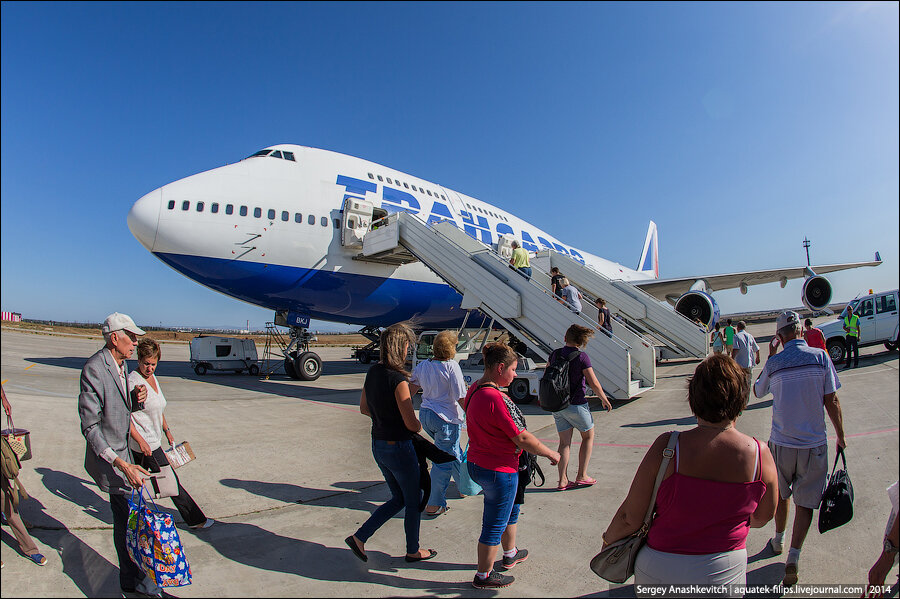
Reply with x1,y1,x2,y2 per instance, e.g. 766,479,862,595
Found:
842,304,860,369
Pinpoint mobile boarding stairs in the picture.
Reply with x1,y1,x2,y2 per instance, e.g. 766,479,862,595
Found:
357,212,707,399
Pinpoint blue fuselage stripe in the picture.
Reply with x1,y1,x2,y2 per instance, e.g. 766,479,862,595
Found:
154,252,468,327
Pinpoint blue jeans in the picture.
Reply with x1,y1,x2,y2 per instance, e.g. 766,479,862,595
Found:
468,462,520,546
517,266,532,280
355,439,422,555
420,408,462,508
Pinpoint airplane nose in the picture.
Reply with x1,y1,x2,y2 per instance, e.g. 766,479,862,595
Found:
128,188,161,251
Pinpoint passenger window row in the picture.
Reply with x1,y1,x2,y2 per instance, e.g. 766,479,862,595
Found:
167,200,338,228
367,173,449,202
366,172,509,223
464,202,508,222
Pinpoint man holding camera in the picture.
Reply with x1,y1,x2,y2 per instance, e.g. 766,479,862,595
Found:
78,313,161,598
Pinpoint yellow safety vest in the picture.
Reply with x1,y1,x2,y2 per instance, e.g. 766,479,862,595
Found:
844,314,859,338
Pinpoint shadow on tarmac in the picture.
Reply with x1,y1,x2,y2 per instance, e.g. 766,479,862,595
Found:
32,467,181,526
200,520,473,593
221,478,389,512
33,467,113,525
11,493,121,597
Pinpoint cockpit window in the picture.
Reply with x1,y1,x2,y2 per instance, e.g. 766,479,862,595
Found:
246,148,296,162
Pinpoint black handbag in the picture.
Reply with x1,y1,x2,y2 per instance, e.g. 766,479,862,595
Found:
515,451,546,504
818,446,853,533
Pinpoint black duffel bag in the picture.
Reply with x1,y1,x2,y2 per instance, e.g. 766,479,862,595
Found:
818,446,853,533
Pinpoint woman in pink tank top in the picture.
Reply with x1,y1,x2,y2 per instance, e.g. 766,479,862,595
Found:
601,354,779,593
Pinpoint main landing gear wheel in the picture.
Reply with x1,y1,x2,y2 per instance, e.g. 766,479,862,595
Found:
294,351,322,381
508,378,531,404
284,355,301,380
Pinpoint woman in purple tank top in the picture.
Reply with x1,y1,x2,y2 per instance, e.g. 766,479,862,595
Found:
600,355,778,594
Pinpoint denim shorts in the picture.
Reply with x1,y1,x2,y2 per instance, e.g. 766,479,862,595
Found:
468,462,520,546
553,402,594,433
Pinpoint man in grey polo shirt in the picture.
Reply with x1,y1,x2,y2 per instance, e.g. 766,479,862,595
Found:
731,321,760,403
754,310,846,587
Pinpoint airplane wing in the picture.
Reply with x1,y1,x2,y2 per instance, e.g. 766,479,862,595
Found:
633,255,883,302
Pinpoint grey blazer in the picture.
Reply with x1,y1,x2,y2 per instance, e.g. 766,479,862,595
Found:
78,347,135,494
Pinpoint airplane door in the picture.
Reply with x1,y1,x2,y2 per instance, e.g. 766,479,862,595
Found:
856,297,875,342
875,292,898,340
341,198,374,249
440,188,467,224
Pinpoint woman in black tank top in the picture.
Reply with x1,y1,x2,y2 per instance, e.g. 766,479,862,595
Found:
345,323,438,563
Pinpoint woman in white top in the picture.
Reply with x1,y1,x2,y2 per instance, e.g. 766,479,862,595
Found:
408,331,468,516
129,338,213,529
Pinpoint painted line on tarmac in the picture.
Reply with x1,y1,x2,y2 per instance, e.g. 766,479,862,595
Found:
838,365,897,377
537,426,899,450
536,436,651,448
24,363,36,370
1,383,75,398
842,427,899,439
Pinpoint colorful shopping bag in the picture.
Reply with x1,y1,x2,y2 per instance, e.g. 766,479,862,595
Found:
126,490,192,587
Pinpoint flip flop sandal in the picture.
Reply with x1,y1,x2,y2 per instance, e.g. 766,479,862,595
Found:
27,553,47,566
556,482,577,491
574,477,597,486
405,549,438,562
425,506,450,517
345,535,368,562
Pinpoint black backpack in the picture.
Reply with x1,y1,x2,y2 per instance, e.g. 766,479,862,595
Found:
538,349,580,412
818,447,854,533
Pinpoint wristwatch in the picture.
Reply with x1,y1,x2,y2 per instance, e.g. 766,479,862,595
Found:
884,538,899,555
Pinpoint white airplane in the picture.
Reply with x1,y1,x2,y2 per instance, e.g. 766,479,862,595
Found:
127,144,881,376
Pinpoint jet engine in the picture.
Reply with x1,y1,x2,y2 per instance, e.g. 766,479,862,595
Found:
801,275,832,312
675,291,720,330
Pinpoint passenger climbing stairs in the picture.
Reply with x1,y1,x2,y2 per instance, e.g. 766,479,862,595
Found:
530,250,709,360
360,212,657,399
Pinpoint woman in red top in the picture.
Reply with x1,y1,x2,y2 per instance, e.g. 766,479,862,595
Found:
601,354,778,591
803,318,828,352
465,343,560,590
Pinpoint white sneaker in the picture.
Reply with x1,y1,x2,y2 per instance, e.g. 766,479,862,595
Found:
769,537,784,554
190,518,215,530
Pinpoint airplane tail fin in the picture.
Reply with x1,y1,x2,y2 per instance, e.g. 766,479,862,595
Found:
637,220,659,279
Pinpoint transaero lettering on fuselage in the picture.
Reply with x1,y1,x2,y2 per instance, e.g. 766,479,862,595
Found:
335,174,586,265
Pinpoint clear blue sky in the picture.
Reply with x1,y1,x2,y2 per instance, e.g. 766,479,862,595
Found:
2,2,897,331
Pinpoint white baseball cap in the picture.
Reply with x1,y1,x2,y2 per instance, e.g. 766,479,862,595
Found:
775,310,801,331
101,312,146,336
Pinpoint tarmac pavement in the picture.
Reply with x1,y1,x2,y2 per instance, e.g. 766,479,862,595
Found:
1,321,897,597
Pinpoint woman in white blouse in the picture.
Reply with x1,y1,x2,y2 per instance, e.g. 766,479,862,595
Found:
408,331,468,516
129,338,213,529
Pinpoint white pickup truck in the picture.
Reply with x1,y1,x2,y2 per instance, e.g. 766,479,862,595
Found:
819,289,900,363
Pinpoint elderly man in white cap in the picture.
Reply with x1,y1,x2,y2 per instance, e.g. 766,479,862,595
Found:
753,310,846,588
78,313,164,598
